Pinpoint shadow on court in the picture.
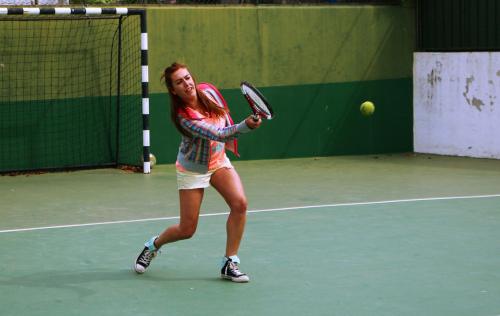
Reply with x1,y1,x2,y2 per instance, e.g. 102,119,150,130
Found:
1,269,220,294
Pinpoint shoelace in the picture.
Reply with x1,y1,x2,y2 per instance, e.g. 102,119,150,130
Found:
229,261,244,276
138,249,156,266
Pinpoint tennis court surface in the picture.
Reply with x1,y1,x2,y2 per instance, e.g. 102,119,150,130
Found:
1,154,500,316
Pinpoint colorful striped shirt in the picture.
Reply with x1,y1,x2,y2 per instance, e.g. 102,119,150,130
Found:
175,86,251,174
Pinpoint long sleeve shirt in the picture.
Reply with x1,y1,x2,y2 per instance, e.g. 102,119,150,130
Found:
175,83,251,174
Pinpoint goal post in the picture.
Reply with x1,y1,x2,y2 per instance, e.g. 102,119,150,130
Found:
0,7,151,174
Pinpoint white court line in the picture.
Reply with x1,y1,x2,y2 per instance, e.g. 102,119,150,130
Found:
1,193,499,234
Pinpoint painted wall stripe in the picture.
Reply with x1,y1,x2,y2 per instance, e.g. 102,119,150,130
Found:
39,8,56,14
142,66,149,83
85,8,102,15
142,98,150,115
71,8,86,15
23,8,40,15
142,114,150,131
54,7,71,14
143,130,150,147
7,8,23,14
141,33,148,50
116,7,128,15
143,161,151,174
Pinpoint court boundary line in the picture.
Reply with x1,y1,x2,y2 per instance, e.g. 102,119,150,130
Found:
1,193,499,234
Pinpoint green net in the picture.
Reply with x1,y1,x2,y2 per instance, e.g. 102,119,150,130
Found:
0,15,142,173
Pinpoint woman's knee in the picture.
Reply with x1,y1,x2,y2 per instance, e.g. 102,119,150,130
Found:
178,224,197,239
230,196,248,215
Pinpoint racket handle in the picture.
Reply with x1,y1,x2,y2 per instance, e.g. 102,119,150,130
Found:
252,114,259,122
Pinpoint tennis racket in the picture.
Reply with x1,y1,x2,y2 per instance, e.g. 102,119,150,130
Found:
240,81,274,122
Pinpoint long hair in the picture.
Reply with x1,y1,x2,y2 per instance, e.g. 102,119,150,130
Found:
161,62,227,137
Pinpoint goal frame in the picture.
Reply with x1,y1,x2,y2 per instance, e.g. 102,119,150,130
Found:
0,7,152,174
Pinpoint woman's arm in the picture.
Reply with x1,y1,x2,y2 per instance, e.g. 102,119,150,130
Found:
179,116,252,142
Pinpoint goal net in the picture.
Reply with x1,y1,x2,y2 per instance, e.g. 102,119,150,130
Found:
0,8,150,173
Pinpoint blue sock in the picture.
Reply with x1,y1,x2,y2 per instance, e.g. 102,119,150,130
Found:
221,255,240,268
144,236,159,251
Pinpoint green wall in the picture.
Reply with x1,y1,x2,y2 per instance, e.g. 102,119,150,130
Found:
146,5,415,163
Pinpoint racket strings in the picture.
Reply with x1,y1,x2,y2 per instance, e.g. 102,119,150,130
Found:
243,86,271,115
254,102,271,115
241,82,273,119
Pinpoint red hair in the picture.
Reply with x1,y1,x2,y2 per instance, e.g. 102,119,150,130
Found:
161,62,227,137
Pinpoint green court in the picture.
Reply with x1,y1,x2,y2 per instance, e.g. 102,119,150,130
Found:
1,154,500,316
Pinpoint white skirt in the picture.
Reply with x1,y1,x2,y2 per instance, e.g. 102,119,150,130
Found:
176,157,233,190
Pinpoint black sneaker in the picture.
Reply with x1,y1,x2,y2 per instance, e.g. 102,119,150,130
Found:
221,258,250,283
134,236,159,274
134,246,157,274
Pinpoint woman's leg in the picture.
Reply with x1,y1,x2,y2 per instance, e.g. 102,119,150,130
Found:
210,167,248,257
155,188,205,247
134,188,204,274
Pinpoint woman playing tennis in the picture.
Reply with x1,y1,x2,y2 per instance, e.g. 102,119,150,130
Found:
134,62,261,282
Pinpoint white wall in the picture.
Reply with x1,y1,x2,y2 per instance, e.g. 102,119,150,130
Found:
414,52,500,159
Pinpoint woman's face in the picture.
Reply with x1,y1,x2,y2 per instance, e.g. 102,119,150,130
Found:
170,67,197,103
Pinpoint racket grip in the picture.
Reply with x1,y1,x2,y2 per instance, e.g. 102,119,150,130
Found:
252,114,259,122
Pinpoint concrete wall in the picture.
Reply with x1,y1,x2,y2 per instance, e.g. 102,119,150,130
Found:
146,5,415,163
414,52,500,159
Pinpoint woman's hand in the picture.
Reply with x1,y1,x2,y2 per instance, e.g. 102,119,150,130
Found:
245,115,262,129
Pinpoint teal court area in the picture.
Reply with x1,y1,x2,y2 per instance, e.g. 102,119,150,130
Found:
1,154,500,316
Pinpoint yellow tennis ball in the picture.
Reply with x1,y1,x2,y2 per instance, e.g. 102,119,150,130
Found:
149,153,157,168
141,153,157,168
360,101,375,116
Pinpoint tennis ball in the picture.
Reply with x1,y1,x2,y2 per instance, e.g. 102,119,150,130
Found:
360,101,375,116
141,153,157,168
149,153,157,168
